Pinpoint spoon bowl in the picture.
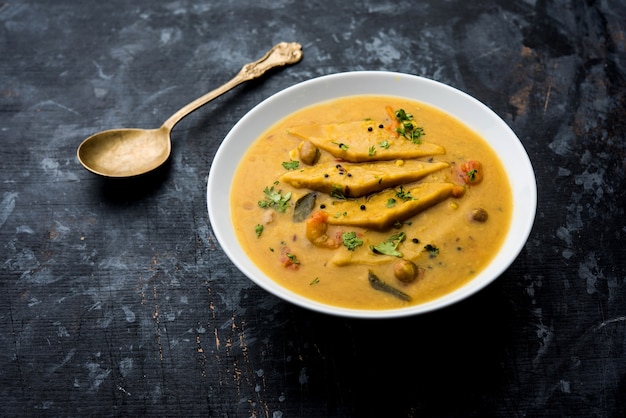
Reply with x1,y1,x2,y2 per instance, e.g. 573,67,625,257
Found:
77,42,303,177
78,127,170,177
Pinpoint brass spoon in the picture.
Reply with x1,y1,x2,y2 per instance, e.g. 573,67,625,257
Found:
77,42,303,177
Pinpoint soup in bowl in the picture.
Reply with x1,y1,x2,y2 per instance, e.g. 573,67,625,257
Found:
207,72,536,318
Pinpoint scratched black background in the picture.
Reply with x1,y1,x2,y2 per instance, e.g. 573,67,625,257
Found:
1,0,625,416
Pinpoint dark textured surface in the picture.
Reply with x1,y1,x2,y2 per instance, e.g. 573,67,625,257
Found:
1,0,625,416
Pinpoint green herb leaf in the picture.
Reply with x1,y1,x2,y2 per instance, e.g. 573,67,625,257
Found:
342,232,364,251
370,232,406,257
379,140,390,149
282,160,299,170
386,198,397,208
258,185,292,213
368,270,411,301
395,185,415,201
293,192,317,222
395,109,412,121
368,145,376,156
255,224,264,237
409,127,424,143
330,185,347,200
424,244,440,258
394,108,425,143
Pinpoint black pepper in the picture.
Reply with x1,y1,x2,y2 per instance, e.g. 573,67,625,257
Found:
320,204,326,209
360,205,366,211
412,238,420,244
379,124,384,128
367,126,373,132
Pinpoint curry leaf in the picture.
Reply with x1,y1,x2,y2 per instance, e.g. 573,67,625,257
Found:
293,193,317,222
368,270,411,301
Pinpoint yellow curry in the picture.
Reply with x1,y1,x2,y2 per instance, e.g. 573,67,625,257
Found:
230,96,512,310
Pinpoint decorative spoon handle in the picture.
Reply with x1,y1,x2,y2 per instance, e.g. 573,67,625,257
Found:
162,42,303,131
238,41,304,80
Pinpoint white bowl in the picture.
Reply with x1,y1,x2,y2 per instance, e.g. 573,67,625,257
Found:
207,71,537,319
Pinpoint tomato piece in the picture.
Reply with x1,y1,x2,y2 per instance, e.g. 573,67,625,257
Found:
458,160,483,184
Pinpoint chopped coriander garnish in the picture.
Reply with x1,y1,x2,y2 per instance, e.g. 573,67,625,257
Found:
286,253,300,264
370,232,406,257
342,232,364,251
255,224,264,237
410,127,425,143
282,160,299,170
395,109,412,121
386,198,397,208
395,185,415,201
467,169,478,182
258,184,291,213
379,140,390,149
330,185,347,200
368,145,376,156
395,108,425,143
424,244,440,258
310,277,320,285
